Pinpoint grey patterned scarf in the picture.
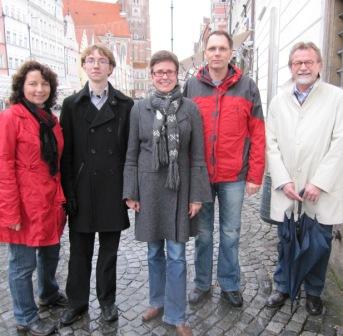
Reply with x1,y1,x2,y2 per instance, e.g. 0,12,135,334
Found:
151,85,182,191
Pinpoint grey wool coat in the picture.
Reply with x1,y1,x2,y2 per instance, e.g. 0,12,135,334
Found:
123,96,212,243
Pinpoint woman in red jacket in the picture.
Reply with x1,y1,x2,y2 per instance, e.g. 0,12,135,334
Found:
0,61,66,336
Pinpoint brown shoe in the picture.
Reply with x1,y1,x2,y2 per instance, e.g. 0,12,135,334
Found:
176,324,193,336
141,307,163,322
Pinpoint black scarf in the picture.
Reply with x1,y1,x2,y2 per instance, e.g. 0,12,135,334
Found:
150,85,182,191
22,99,58,176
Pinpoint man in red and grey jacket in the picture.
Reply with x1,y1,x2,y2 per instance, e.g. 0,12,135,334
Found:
183,30,265,307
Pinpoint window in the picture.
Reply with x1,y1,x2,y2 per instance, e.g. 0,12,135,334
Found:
9,57,13,69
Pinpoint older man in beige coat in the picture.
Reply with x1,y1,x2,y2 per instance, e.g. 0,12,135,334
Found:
265,42,343,315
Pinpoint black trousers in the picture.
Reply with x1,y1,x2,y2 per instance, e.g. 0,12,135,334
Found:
66,230,121,309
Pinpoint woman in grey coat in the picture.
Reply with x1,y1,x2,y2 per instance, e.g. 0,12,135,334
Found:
123,50,211,336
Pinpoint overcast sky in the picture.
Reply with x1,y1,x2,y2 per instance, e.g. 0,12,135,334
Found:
149,0,211,60
91,0,211,60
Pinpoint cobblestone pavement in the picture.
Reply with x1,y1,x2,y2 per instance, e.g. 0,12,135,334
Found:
0,195,342,335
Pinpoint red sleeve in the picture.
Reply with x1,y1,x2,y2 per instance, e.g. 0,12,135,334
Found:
247,86,266,185
0,109,21,227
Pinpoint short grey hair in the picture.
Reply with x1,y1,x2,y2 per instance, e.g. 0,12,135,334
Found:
288,42,322,68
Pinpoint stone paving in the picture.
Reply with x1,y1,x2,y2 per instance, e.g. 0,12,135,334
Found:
0,194,342,336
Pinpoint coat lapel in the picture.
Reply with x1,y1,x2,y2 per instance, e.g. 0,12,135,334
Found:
89,86,118,128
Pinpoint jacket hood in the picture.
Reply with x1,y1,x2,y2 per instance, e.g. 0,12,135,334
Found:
196,64,242,90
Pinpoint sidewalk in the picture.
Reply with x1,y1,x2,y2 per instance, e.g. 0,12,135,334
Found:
0,195,342,335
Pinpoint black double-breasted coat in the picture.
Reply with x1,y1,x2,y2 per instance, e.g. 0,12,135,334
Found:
60,82,134,232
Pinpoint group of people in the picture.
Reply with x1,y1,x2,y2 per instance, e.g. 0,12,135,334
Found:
0,29,342,336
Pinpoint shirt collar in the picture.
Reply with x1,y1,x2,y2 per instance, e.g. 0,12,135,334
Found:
89,83,109,98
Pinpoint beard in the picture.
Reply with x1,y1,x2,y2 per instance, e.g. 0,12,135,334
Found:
294,73,317,86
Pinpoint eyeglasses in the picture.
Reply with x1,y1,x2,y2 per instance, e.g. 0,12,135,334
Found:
152,70,177,77
85,58,110,66
291,60,317,68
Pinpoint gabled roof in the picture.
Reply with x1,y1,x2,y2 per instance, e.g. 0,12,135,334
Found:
63,0,131,43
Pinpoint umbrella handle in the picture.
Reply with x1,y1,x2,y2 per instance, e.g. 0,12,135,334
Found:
297,189,305,217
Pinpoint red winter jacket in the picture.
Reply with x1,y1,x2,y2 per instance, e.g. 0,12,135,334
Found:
183,65,265,184
0,103,65,246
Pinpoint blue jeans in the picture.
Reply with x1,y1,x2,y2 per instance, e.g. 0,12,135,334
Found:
194,181,245,292
8,244,60,326
274,224,333,296
148,240,186,326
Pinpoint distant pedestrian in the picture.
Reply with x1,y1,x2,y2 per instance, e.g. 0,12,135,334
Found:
265,41,343,315
123,50,211,336
183,30,265,307
0,60,67,336
59,44,134,325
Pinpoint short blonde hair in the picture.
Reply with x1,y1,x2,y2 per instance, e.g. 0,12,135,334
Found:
81,44,116,67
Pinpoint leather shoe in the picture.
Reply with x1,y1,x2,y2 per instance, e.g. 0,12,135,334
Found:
221,290,243,307
188,287,210,304
17,318,56,336
101,304,119,322
176,324,193,336
60,306,88,325
38,292,68,307
306,294,323,315
266,291,289,308
142,307,163,322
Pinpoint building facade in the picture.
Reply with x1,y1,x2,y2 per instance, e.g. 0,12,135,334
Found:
119,0,151,98
0,0,81,108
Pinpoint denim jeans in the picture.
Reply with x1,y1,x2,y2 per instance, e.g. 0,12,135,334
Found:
148,239,186,326
8,244,60,326
274,223,333,296
194,181,245,292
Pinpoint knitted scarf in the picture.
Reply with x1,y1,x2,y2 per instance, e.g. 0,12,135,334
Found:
22,98,58,176
150,85,182,191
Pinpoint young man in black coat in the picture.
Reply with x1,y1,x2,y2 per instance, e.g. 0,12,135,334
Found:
60,44,133,325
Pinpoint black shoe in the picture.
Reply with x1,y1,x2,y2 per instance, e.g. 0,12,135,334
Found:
266,291,289,308
38,292,68,308
60,306,88,326
221,290,243,307
188,287,210,304
101,304,119,322
17,318,56,336
306,294,323,315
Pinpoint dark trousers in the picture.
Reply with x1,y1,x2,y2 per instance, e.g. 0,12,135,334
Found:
66,230,121,309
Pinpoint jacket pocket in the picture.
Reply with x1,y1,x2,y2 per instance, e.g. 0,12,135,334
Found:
73,162,85,189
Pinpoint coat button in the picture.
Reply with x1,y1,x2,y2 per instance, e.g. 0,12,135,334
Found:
108,149,113,155
93,170,97,175
91,148,96,154
109,169,114,175
90,128,95,133
107,127,113,133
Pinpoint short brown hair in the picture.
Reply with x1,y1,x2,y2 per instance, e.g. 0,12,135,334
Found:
81,44,116,67
288,42,322,67
150,50,179,73
205,30,233,49
10,60,58,109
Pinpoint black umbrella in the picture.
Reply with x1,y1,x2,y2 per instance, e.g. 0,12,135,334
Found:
278,191,331,311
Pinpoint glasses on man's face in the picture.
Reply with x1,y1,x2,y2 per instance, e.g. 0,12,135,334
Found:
152,70,177,78
85,58,110,66
291,60,317,68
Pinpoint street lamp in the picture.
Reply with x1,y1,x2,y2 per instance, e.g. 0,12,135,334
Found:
170,0,174,52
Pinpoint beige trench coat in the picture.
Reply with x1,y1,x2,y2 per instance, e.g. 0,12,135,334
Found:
267,79,343,225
